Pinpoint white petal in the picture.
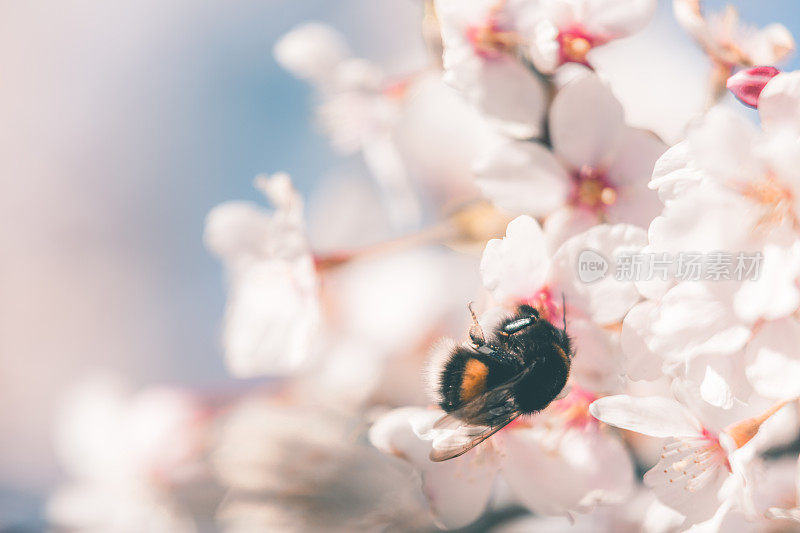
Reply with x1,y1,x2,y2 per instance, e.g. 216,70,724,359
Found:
442,48,547,138
759,71,800,133
474,140,570,216
647,181,761,255
734,240,800,323
543,206,599,255
223,259,320,377
527,18,561,74
549,223,647,325
568,319,624,393
499,428,634,515
684,107,762,187
700,365,734,410
585,0,657,37
742,23,795,66
589,395,700,437
371,407,498,529
480,216,551,302
273,23,350,84
204,202,272,268
648,142,702,203
620,301,664,382
605,127,667,228
550,70,626,170
641,282,750,363
745,318,800,401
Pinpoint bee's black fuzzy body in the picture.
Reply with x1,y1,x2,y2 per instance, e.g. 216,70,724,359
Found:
435,304,572,418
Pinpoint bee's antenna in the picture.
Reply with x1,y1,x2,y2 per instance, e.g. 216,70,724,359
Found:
561,292,567,331
467,301,486,347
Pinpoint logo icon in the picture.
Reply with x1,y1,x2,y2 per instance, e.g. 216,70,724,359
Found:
577,249,608,283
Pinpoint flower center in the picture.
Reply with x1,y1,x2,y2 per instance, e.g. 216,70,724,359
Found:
737,174,796,229
558,26,596,66
466,19,518,59
659,428,731,492
549,386,598,431
570,166,618,212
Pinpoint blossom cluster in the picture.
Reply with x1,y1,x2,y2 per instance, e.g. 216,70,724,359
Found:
47,1,800,531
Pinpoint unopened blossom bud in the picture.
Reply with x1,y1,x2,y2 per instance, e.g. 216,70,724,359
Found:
727,66,781,108
723,399,791,449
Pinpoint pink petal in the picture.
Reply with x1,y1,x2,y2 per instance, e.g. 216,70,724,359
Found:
726,66,781,108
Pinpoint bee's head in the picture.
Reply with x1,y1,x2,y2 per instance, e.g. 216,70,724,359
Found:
501,305,540,335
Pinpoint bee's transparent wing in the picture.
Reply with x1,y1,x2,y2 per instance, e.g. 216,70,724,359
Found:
428,368,532,462
428,410,520,462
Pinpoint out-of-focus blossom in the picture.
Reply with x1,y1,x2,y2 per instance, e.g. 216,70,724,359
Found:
475,69,666,233
764,456,800,524
434,0,548,139
591,388,796,530
674,0,794,69
213,396,430,532
759,70,800,135
205,173,321,378
527,0,657,74
275,23,423,228
370,397,634,529
273,22,351,85
47,376,209,532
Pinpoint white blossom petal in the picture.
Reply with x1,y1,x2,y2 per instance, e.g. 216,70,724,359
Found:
550,224,647,325
481,216,551,302
550,71,626,171
474,140,570,216
589,395,700,437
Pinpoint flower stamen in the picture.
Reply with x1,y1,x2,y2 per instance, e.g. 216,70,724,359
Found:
570,165,618,213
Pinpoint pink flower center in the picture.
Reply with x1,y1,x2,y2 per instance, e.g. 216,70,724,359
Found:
557,26,597,66
569,165,618,213
521,286,560,325
466,18,518,59
735,173,796,230
549,386,598,431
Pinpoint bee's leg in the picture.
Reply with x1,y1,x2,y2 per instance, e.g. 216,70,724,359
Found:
468,302,486,348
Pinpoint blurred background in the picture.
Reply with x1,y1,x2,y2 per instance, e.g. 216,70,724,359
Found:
1,0,798,528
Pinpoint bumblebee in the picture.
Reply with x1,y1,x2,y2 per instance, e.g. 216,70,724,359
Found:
425,301,572,461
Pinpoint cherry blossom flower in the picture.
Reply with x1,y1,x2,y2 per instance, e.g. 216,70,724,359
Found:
674,0,794,69
275,24,422,228
475,69,666,232
526,0,657,74
434,0,548,138
205,173,321,378
590,387,797,529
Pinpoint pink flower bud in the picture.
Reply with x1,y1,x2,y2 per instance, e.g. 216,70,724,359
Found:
726,66,781,108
